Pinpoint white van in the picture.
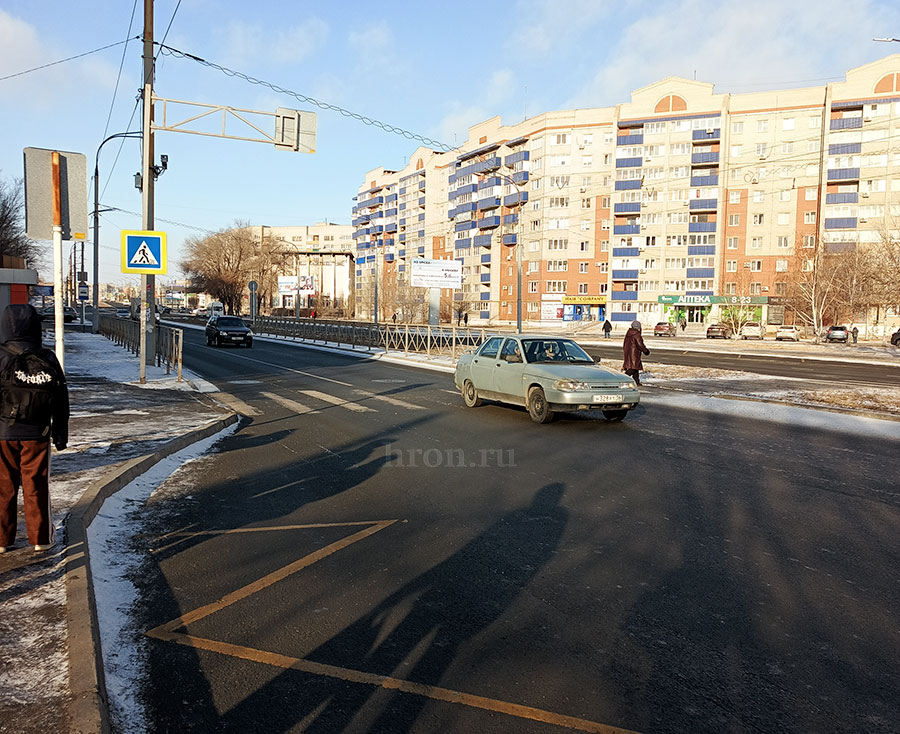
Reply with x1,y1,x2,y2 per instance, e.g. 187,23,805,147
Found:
208,302,225,318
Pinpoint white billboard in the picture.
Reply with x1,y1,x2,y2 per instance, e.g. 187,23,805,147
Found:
278,276,297,295
297,274,316,295
410,258,462,289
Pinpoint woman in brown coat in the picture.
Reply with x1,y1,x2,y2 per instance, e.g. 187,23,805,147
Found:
622,319,650,385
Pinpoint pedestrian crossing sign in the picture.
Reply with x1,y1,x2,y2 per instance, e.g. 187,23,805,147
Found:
121,230,167,274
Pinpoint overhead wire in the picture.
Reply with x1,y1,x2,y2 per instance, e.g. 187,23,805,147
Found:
0,38,136,83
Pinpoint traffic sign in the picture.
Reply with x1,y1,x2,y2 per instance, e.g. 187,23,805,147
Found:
248,280,258,292
77,283,89,301
121,230,167,274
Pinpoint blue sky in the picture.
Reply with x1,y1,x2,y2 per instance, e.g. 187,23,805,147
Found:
2,0,900,285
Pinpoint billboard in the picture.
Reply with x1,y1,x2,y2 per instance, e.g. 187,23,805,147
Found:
410,258,462,289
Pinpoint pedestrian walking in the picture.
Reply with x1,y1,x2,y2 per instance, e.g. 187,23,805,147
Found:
602,319,612,338
622,319,650,386
680,317,687,332
463,313,468,327
392,312,397,324
0,304,69,553
851,326,858,344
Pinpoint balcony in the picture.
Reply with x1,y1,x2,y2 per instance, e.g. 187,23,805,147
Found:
692,128,720,141
616,134,643,146
616,157,642,168
614,202,641,214
478,177,502,190
384,222,397,233
455,238,472,249
511,170,529,185
612,269,639,280
449,202,476,218
384,193,398,204
691,151,719,165
615,180,642,191
398,249,406,257
503,191,528,206
504,150,529,166
417,229,425,238
480,274,491,283
826,192,858,204
358,195,384,209
687,245,716,256
418,197,426,206
384,207,398,217
481,253,492,264
418,247,425,254
686,268,715,278
614,225,640,235
828,143,861,155
450,183,477,200
384,254,394,262
611,291,638,300
473,156,502,174
830,116,862,130
689,198,718,211
502,233,517,245
477,196,501,210
824,217,858,229
477,215,501,229
827,168,860,182
455,220,477,232
688,222,716,232
503,213,518,225
473,234,493,247
690,174,718,187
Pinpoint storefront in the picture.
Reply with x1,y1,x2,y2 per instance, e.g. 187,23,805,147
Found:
562,295,607,322
658,294,768,323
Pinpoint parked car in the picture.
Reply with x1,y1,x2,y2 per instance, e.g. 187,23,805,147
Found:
706,323,733,339
454,335,640,424
654,322,678,337
775,324,800,342
205,315,252,348
114,308,130,319
824,325,849,343
890,328,900,347
39,305,77,323
740,322,764,340
193,307,208,318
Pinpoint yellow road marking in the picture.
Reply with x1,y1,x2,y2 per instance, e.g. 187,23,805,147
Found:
299,389,375,413
260,391,319,415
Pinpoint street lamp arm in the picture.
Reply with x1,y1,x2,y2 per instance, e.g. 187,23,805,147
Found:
873,37,900,42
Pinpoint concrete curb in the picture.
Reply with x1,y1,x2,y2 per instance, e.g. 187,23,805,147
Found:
65,412,239,734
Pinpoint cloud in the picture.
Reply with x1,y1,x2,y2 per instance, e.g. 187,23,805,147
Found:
506,0,612,55
348,20,393,54
217,17,328,67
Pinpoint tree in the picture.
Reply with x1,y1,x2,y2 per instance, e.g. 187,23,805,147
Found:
0,171,43,269
785,242,843,341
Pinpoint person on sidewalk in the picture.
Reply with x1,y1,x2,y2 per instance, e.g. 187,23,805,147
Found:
602,319,612,338
0,304,69,553
622,319,650,386
851,326,858,344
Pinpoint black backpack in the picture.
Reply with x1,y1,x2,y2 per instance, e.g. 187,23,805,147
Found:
0,344,62,427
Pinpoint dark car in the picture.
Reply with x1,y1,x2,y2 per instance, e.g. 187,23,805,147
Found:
39,305,77,323
205,315,252,347
654,322,678,337
890,328,900,347
706,323,733,339
825,325,849,343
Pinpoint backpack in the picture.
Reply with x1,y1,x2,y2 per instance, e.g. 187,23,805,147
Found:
0,345,62,427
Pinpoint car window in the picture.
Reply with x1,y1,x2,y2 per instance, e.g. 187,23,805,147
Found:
478,337,503,359
500,339,522,363
217,317,244,327
523,339,592,364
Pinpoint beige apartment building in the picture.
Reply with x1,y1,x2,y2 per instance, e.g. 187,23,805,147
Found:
353,56,900,330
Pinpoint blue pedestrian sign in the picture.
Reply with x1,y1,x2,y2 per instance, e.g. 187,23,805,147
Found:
121,230,167,274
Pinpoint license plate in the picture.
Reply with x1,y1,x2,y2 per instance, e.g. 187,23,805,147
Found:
231,336,243,340
592,394,623,403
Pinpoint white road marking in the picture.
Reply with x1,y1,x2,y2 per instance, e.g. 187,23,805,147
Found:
213,392,262,416
299,389,375,412
352,389,424,410
261,391,319,415
214,352,353,386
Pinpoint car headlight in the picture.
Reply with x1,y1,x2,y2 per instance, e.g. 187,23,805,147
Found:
619,381,636,389
553,380,591,391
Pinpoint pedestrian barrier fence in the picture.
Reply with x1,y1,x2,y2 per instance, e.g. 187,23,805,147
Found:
99,315,184,380
250,317,488,361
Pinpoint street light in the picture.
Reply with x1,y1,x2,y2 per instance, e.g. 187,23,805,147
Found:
873,37,900,42
489,167,527,333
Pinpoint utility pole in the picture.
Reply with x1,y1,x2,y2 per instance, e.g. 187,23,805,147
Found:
140,0,156,381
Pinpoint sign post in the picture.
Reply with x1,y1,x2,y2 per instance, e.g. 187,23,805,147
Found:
411,259,462,326
121,228,167,381
248,280,258,321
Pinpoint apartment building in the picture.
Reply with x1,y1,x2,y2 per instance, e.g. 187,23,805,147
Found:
353,55,900,327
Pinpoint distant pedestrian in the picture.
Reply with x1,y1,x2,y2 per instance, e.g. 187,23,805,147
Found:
311,309,316,320
392,312,397,324
622,319,650,386
851,326,858,344
602,319,612,338
0,304,69,553
463,313,468,327
680,317,687,332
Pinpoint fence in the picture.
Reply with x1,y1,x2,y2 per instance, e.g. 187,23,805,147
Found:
99,316,184,380
251,317,489,361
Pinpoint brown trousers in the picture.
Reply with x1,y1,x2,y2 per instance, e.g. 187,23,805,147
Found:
0,440,54,547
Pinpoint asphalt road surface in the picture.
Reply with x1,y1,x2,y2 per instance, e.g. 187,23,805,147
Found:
129,331,900,734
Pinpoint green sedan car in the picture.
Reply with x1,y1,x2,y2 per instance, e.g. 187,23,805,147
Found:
454,334,640,424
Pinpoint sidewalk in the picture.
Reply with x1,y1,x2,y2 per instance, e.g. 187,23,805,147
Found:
0,332,231,734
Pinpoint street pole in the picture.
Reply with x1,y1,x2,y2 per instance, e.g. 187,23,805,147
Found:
51,152,65,370
140,0,156,381
373,246,379,325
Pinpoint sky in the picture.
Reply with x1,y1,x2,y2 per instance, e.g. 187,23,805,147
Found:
2,0,900,287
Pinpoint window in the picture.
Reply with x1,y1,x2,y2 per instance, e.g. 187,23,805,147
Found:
599,262,608,272
779,190,791,202
802,258,813,271
808,140,820,153
753,191,764,203
727,237,738,249
549,197,570,208
547,238,568,250
725,282,736,295
550,156,570,167
671,143,690,154
546,280,567,293
548,175,569,188
601,219,611,230
582,134,593,145
726,260,737,272
731,144,743,156
804,211,816,224
777,236,789,248
802,234,815,248
757,119,769,133
809,116,821,128
777,213,790,225
582,198,592,209
528,261,539,273
600,240,609,252
528,281,538,293
600,196,610,208
547,260,568,272
530,219,542,231
753,213,764,225
756,143,768,157
729,191,741,204
578,283,589,294
553,133,569,145
751,237,762,249
749,260,762,271
805,188,817,200
776,259,788,272
732,121,744,134
775,281,786,296
532,179,541,190
645,121,666,134
579,262,589,273
782,118,795,130
728,214,740,226
750,282,762,295
580,221,591,231
579,240,589,252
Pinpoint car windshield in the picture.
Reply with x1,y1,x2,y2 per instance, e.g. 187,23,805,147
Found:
522,339,593,364
217,317,244,327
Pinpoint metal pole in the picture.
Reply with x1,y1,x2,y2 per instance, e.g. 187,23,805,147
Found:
92,163,100,332
140,0,156,381
51,152,65,370
516,183,523,334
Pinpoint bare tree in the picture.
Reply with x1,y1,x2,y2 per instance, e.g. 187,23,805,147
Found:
785,242,845,341
0,172,43,269
719,265,763,335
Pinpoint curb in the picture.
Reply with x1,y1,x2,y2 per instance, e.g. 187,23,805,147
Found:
65,412,239,734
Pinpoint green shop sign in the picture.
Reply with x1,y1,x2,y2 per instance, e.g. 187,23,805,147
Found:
658,295,768,305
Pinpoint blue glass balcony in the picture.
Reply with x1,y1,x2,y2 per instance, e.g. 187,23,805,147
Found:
686,290,713,297
384,193,398,203
692,128,720,140
827,168,860,181
614,225,641,235
617,134,643,146
477,215,501,229
418,197,426,206
511,170,529,184
384,222,397,233
612,247,640,257
480,293,490,302
399,203,406,211
417,230,424,237
503,213,518,225
830,117,862,130
455,221,477,232
450,183,477,199
481,253,492,264
417,213,425,221
418,247,425,254
384,207,398,217
504,150,529,165
399,218,407,226
689,199,718,211
449,202,477,218
478,196,501,210
358,195,384,209
686,268,715,278
612,269,639,280
398,265,405,272
691,151,719,165
614,202,641,214
398,234,406,242
480,273,491,283
384,254,394,262
826,192,858,204
418,181,426,190
503,191,528,206
829,143,861,155
478,177,501,190
824,217,858,229
688,222,716,232
615,180,641,190
455,238,472,249
502,233,517,245
616,157,642,168
474,234,493,247
371,225,384,234
688,245,716,256
690,174,718,187
611,291,638,300
398,249,406,257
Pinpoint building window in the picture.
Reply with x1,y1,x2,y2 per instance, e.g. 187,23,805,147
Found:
599,262,608,272
775,281,786,295
805,188,817,200
579,240,589,252
756,143,768,157
725,282,736,295
731,145,742,156
776,259,788,272
777,213,790,225
600,196,610,208
726,260,737,272
728,214,740,226
727,237,738,249
753,191,764,204
548,238,568,250
579,262,589,273
578,283,589,294
777,236,789,248
782,118,795,130
729,191,741,204
779,191,791,202
750,260,762,271
802,235,815,248
600,240,609,252
528,281,538,293
757,119,769,133
554,133,569,145
546,280,567,293
751,237,762,249
752,213,764,225
804,211,816,224
782,141,794,154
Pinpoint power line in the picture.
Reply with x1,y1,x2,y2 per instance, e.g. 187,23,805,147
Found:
156,43,455,152
0,38,136,83
101,0,140,142
155,0,182,61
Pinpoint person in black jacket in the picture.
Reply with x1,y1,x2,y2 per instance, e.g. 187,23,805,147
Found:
0,304,69,553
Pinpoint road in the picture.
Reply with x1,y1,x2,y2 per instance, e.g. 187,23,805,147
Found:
129,330,900,734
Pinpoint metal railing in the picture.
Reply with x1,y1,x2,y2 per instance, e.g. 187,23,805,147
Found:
251,317,489,361
99,316,184,380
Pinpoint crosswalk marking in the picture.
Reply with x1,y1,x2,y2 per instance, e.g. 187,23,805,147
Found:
261,391,319,414
213,392,261,416
352,389,425,410
298,389,375,412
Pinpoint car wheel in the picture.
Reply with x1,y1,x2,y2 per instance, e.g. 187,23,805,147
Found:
215,336,222,347
246,340,252,348
602,409,627,422
527,386,554,424
462,380,482,408
205,333,213,346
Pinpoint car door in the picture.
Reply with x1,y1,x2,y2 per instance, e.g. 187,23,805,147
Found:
493,338,526,401
469,336,503,395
